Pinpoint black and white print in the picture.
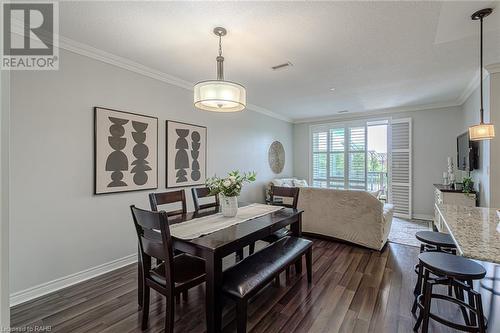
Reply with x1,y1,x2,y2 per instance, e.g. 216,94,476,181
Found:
166,121,207,188
95,107,158,194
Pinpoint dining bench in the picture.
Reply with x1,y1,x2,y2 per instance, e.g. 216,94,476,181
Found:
222,236,313,333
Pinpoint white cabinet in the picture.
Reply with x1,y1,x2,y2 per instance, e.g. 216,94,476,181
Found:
434,184,476,231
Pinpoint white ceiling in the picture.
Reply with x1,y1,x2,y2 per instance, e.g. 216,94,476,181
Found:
59,1,500,121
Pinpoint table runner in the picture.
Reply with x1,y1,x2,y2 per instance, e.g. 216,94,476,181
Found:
170,203,284,240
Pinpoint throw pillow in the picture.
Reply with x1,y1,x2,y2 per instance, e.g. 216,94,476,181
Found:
293,179,308,187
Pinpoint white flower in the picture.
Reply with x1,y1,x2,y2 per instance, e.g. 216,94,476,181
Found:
229,176,236,183
223,179,231,187
236,184,241,188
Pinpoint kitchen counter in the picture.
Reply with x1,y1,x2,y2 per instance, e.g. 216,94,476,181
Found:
436,204,500,264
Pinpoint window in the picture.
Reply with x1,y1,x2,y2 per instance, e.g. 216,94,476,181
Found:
311,120,388,192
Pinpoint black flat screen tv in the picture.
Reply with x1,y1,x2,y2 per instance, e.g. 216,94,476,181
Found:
457,132,479,171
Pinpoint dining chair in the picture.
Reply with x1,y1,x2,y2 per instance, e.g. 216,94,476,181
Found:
149,190,187,216
191,187,246,262
130,205,206,333
250,186,300,280
191,187,219,212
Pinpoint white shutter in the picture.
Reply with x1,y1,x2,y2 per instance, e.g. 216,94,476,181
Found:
348,126,366,190
311,130,328,188
390,118,412,218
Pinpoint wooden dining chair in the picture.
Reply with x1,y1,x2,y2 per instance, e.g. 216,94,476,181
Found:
130,205,206,333
149,190,187,216
269,186,300,209
249,186,301,280
191,187,219,212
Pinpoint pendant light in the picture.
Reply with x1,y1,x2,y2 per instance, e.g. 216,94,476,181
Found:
194,27,246,112
468,8,495,141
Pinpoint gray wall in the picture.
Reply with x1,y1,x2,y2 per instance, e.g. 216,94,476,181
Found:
488,72,500,208
9,50,293,294
293,106,464,218
1,67,10,327
461,79,490,207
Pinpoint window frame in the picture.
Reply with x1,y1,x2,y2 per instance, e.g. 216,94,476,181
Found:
309,118,390,190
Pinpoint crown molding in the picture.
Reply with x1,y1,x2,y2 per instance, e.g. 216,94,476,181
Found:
57,36,292,123
486,63,500,74
55,35,493,126
292,101,461,124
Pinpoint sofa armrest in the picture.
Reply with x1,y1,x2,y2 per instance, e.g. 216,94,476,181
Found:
381,204,394,247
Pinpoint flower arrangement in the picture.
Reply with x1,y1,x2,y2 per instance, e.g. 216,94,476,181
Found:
206,170,257,197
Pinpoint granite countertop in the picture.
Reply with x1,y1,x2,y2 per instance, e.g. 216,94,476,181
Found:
433,183,477,194
436,204,500,264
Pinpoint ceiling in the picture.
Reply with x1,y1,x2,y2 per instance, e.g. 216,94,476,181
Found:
59,1,500,121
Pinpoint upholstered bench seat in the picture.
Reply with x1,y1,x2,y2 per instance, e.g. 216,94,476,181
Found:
222,236,313,332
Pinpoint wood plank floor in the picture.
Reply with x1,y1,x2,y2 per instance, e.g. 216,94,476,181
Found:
11,239,500,332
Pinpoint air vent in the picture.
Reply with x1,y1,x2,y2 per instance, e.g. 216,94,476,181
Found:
271,61,293,71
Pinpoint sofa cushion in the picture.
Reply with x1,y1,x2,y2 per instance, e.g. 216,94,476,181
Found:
293,179,308,187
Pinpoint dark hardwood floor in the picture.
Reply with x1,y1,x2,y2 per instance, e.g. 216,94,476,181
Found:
11,239,500,332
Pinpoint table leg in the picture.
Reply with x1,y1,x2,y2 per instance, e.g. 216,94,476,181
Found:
290,213,302,237
205,252,223,333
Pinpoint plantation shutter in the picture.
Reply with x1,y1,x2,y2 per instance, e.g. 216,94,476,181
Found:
390,118,412,218
329,128,345,188
312,130,328,188
347,126,366,190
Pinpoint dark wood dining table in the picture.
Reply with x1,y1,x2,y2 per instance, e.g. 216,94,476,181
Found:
137,202,303,333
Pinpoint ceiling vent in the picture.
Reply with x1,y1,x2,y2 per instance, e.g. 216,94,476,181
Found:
271,61,293,71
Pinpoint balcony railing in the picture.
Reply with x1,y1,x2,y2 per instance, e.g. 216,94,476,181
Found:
367,171,388,194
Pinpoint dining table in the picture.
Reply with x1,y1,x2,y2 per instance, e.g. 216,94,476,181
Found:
137,202,304,333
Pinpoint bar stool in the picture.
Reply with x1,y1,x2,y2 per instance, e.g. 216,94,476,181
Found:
412,231,457,313
415,231,457,254
414,252,487,333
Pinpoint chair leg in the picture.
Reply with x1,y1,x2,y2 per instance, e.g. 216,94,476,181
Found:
236,300,248,333
414,269,429,332
466,280,477,327
475,293,487,333
412,263,424,314
141,285,150,330
138,262,143,309
249,243,255,255
454,283,470,326
295,258,302,275
306,248,312,284
421,272,433,333
165,294,175,333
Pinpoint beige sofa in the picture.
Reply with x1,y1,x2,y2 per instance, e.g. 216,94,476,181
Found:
267,180,393,250
298,187,393,250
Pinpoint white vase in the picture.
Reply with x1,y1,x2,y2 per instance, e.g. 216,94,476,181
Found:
221,195,238,217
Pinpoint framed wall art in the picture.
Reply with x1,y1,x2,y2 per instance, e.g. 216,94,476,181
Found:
166,120,207,188
94,107,158,194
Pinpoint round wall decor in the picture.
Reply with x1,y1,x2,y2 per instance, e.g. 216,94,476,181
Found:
268,141,285,174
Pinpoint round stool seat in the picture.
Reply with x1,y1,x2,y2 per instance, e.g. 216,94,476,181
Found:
415,231,456,248
419,252,486,280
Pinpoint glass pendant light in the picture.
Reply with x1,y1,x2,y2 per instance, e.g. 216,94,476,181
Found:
469,8,495,141
194,27,246,112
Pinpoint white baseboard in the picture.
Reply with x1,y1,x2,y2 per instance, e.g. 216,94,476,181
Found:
10,253,137,307
412,214,434,221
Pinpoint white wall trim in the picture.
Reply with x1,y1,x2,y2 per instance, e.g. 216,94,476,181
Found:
10,254,137,307
412,214,434,221
486,63,500,74
293,101,460,124
0,68,11,328
57,36,293,123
